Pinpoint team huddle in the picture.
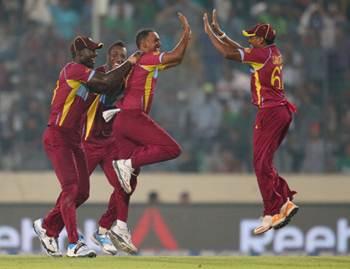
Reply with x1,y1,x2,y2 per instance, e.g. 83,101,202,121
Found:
33,10,298,257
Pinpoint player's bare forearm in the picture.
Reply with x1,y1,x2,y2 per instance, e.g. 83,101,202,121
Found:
161,12,191,65
209,33,242,61
162,62,181,70
162,31,190,65
203,13,241,62
220,35,243,50
87,60,133,94
87,51,140,94
210,9,243,50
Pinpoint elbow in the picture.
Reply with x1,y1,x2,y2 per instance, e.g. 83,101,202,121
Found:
174,57,183,65
97,79,110,93
224,51,241,62
171,54,183,64
223,51,234,59
95,79,111,94
223,52,231,59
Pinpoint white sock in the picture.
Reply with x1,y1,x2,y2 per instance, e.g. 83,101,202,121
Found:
98,226,108,235
117,220,128,230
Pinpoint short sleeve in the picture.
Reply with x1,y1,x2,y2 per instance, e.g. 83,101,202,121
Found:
65,63,94,83
139,52,162,66
242,47,269,65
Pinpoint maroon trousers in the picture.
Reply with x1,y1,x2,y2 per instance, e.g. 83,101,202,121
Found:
83,140,137,228
113,109,182,168
253,105,296,216
42,127,90,243
106,109,181,222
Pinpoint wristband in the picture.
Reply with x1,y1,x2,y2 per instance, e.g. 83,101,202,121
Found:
219,32,226,39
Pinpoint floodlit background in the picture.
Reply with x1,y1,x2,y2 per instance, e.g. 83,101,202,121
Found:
0,0,349,256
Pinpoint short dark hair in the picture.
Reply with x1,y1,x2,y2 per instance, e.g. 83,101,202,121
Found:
108,41,126,55
265,38,275,45
136,29,155,49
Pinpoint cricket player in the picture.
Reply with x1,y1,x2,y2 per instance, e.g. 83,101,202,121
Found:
33,36,140,257
82,41,134,255
203,10,299,235
107,12,191,250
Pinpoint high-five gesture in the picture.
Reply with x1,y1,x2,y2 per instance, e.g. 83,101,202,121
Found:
211,9,224,36
178,12,189,30
178,12,192,39
203,13,210,34
160,12,191,66
203,9,242,61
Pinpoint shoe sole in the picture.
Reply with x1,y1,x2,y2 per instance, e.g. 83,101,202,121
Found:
90,235,117,255
108,230,138,255
273,207,299,230
253,226,272,235
113,161,132,194
33,222,62,257
67,252,97,258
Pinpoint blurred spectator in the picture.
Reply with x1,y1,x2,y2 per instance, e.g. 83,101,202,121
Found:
337,143,350,174
103,0,135,45
148,191,160,205
49,0,80,40
179,191,191,205
189,83,222,143
301,122,325,173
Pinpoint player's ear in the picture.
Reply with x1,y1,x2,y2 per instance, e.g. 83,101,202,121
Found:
258,37,265,45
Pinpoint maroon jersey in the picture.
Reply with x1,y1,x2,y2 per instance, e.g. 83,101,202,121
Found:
117,52,167,114
83,65,119,145
48,62,96,135
241,44,287,108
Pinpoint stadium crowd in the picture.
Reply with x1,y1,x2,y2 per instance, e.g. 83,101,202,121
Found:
0,0,349,173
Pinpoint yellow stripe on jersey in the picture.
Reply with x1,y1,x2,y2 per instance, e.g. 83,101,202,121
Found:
59,79,80,126
254,72,262,107
139,64,164,112
144,71,154,112
245,61,264,71
140,64,157,72
157,64,168,71
84,95,100,140
51,80,60,104
140,64,167,71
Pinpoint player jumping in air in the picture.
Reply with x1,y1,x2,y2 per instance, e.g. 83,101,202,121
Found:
107,12,191,250
33,36,140,257
203,10,299,235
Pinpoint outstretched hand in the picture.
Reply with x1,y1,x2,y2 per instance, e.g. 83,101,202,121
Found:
203,12,211,34
178,12,192,40
177,12,190,30
211,9,223,35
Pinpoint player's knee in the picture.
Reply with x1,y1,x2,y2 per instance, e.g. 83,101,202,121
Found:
62,184,79,206
170,143,182,159
76,191,89,205
253,159,272,177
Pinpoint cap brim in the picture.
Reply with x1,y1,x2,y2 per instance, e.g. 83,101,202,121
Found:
92,42,103,50
242,30,256,37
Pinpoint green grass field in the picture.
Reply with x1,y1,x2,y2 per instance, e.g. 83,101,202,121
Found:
0,256,349,269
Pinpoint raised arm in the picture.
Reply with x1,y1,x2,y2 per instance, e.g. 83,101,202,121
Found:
160,12,191,66
203,12,242,62
211,9,243,50
86,51,141,94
